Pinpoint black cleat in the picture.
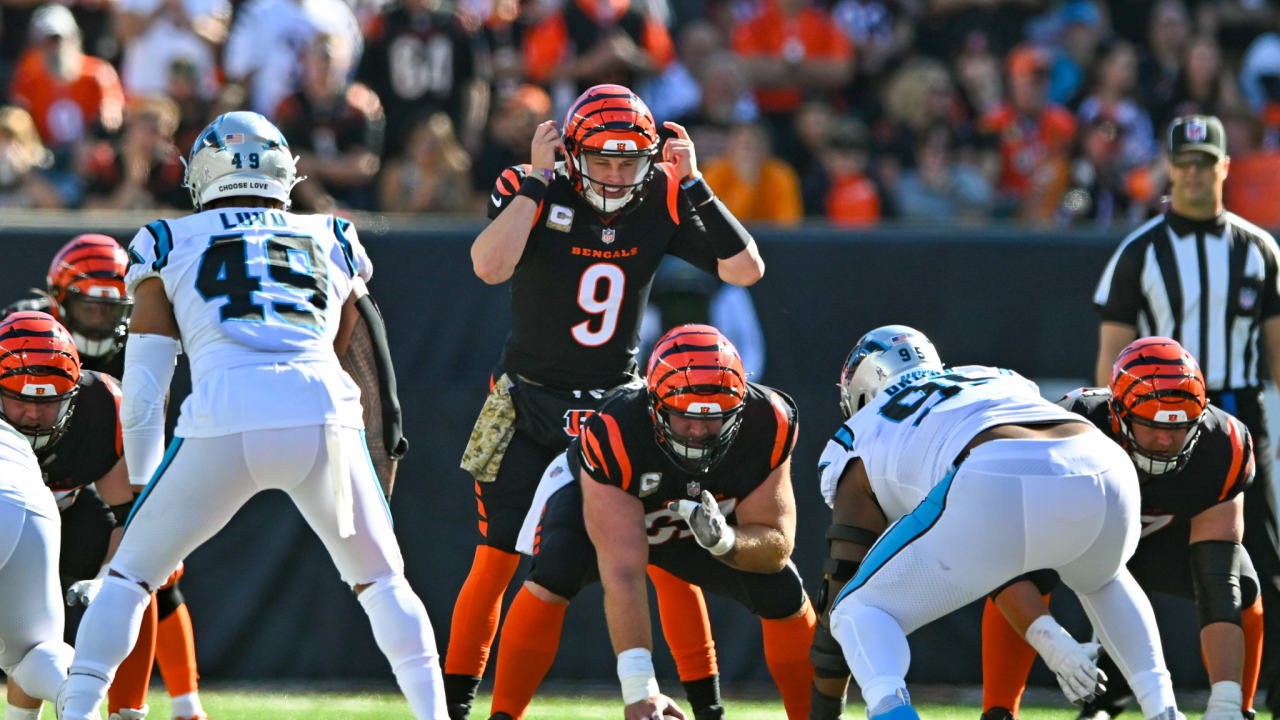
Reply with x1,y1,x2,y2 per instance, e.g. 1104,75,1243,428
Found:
980,707,1014,720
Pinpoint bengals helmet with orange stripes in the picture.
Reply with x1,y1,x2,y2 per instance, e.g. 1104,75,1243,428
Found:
0,311,81,450
562,83,660,214
646,324,747,473
46,234,132,361
1109,336,1207,475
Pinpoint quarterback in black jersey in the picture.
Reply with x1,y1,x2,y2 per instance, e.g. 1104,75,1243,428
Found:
982,338,1261,720
448,83,763,720
484,326,815,720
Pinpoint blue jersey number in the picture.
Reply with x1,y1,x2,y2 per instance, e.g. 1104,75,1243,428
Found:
195,232,328,326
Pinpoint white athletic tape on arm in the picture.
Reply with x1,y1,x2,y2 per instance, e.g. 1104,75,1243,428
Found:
617,647,660,705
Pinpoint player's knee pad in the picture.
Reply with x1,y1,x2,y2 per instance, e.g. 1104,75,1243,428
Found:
357,574,438,672
745,567,807,620
7,640,73,702
155,582,185,618
810,618,850,679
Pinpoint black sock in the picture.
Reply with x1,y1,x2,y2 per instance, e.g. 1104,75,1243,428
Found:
444,673,482,720
811,685,846,720
683,675,724,720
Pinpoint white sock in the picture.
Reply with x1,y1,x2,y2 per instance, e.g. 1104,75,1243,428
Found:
62,577,152,720
357,576,447,720
829,599,910,709
170,691,203,718
5,705,42,719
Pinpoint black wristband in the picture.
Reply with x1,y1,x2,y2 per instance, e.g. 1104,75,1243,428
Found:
516,176,548,204
681,175,714,206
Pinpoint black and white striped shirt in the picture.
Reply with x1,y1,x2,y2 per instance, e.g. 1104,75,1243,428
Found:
1095,210,1280,391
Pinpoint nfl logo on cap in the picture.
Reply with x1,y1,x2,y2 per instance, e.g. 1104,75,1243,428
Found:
1186,120,1207,142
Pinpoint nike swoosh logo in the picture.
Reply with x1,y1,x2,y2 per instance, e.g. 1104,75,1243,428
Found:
491,193,502,206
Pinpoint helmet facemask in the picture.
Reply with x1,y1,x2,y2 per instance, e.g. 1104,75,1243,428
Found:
0,381,79,451
57,290,131,360
650,392,745,473
1112,396,1204,476
566,145,656,214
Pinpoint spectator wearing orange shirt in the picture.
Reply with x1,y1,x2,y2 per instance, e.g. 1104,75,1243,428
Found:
1224,111,1280,229
522,0,674,95
730,0,853,119
8,4,123,151
979,44,1075,224
700,121,803,225
821,118,880,227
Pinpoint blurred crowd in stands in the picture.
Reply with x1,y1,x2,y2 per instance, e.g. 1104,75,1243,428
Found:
1,0,1279,228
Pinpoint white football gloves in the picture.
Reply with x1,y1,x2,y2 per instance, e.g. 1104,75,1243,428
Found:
66,565,109,607
667,491,735,556
1024,615,1107,704
1203,681,1245,720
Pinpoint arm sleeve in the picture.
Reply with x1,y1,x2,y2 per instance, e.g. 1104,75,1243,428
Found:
339,293,407,497
1094,237,1146,325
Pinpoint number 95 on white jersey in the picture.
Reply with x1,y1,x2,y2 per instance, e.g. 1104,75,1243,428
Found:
124,211,372,356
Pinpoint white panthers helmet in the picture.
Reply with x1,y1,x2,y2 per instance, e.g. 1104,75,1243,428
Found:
838,325,943,418
183,111,300,210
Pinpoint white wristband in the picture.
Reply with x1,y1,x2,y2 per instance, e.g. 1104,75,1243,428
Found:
709,524,736,556
617,647,660,705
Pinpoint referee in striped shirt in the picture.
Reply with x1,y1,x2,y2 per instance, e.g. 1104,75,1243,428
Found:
1095,114,1280,714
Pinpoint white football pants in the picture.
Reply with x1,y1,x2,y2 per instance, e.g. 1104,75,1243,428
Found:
62,426,446,719
0,501,72,701
829,431,1176,717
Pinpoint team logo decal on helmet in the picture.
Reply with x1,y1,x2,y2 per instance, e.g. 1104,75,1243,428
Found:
838,325,943,418
647,324,747,473
46,234,132,361
0,311,81,451
1109,337,1207,476
183,111,301,210
562,84,660,214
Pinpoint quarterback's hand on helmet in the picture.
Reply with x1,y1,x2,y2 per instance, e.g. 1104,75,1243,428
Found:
66,577,105,607
1024,616,1106,704
662,122,698,181
1203,681,1245,720
530,120,563,180
667,490,735,556
625,694,686,720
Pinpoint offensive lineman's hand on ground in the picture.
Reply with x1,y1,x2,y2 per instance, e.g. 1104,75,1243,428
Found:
625,694,686,720
530,120,563,181
667,490,735,555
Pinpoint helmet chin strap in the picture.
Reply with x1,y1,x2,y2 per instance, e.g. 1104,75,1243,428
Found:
71,331,119,360
580,182,636,213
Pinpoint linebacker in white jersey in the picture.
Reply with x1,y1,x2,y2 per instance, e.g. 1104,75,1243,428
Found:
0,329,75,718
58,111,447,720
811,325,1180,720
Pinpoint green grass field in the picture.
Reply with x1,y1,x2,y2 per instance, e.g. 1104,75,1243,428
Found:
54,688,1214,720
